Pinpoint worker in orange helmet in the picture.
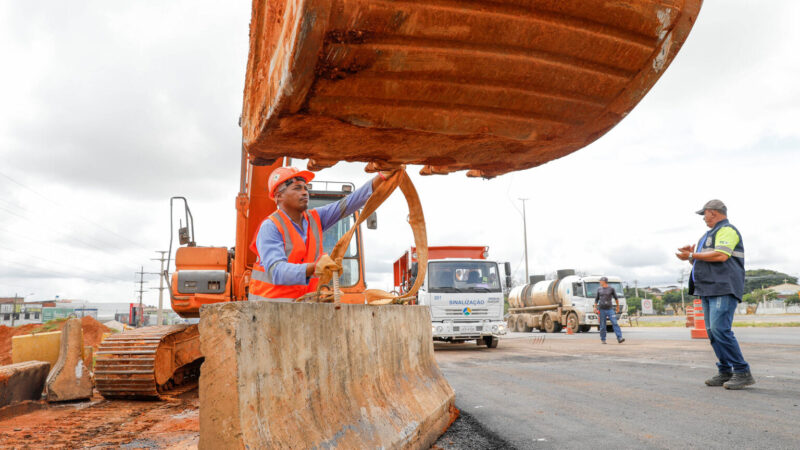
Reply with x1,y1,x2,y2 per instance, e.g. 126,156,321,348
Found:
248,166,393,302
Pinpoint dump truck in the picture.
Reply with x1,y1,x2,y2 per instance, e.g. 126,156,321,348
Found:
394,246,508,347
507,270,628,333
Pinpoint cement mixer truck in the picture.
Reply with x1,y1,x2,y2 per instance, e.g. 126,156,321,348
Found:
394,246,508,348
507,270,627,334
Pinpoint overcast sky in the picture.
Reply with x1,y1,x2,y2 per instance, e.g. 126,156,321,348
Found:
1,1,798,306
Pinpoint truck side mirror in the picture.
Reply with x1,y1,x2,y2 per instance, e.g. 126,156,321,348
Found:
410,262,418,277
504,262,511,276
366,212,377,229
178,226,190,245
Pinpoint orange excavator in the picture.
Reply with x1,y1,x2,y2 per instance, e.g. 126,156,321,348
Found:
96,0,703,399
95,155,372,398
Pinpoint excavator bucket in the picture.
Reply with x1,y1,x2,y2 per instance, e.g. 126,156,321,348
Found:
241,0,703,177
199,301,456,449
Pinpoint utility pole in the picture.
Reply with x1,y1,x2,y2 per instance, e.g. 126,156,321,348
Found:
634,280,638,298
135,266,147,327
678,269,689,312
519,198,530,283
151,251,168,326
11,293,17,327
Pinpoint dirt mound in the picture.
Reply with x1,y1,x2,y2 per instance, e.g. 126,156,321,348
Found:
79,316,111,349
0,317,112,365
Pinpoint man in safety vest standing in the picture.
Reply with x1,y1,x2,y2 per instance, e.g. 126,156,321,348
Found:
676,199,754,390
248,166,391,302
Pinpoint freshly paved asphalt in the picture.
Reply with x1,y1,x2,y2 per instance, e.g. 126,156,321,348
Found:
433,327,800,449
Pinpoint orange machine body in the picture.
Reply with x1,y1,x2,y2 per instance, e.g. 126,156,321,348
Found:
171,157,368,318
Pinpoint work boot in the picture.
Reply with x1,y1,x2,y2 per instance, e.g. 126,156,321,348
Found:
705,372,733,386
618,338,625,344
723,372,755,390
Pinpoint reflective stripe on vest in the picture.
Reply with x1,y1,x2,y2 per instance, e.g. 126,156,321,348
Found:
248,209,324,300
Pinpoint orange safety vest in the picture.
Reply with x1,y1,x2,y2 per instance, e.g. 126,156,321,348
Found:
248,209,324,301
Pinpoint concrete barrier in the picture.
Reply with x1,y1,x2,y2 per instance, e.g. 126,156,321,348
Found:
12,331,62,367
199,302,455,449
0,361,51,407
45,318,93,402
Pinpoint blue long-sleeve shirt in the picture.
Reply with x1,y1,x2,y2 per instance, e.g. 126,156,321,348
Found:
255,180,373,286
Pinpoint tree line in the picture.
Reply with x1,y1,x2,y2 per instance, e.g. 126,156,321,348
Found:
624,269,798,314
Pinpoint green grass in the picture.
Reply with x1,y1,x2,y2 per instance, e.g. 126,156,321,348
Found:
633,320,800,328
34,318,68,332
732,321,800,327
635,321,685,327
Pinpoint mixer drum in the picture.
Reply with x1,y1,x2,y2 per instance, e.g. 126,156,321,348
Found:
242,0,702,177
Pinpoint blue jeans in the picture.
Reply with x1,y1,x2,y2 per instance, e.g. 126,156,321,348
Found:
702,295,750,373
598,309,622,341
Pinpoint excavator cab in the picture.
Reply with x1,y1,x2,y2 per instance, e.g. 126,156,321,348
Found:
307,181,369,303
167,172,371,318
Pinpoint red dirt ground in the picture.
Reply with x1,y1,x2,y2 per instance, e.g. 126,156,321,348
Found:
0,391,199,448
0,317,112,365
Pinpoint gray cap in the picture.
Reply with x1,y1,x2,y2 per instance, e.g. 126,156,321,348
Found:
599,276,608,282
696,199,727,215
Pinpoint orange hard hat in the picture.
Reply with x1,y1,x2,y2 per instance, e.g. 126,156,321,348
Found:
268,167,315,200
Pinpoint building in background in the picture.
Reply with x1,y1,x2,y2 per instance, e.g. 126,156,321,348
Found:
0,297,55,326
1,297,185,327
767,283,800,300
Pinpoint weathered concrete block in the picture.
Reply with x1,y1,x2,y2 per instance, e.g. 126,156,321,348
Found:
45,318,93,402
0,361,51,407
199,302,455,449
12,330,62,367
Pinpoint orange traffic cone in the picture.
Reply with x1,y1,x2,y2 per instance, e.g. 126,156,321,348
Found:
566,325,574,335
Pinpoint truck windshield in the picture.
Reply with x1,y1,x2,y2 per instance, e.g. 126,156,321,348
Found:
308,197,359,287
584,282,625,299
428,261,501,293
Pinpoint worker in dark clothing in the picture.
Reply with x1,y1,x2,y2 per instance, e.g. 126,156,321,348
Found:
676,199,754,390
594,277,625,344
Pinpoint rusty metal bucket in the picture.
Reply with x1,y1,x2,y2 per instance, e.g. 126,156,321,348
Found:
241,0,703,177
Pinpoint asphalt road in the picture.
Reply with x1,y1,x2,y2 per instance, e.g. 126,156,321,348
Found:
433,327,800,449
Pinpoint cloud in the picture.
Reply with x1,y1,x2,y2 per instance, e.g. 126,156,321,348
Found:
2,1,800,303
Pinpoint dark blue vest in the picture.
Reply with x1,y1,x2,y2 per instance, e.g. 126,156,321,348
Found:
688,219,745,300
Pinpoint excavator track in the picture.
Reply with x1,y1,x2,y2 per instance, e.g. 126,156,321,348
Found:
95,325,202,400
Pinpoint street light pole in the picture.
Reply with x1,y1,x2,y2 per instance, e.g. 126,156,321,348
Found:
519,198,530,283
678,268,688,312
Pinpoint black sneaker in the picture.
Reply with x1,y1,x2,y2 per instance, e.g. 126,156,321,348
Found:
723,372,755,390
705,372,733,386
618,338,625,343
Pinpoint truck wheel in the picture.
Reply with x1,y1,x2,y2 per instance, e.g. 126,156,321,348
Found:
511,316,519,332
543,314,556,333
553,322,563,333
579,325,591,333
507,316,516,332
606,325,614,332
483,336,499,348
521,317,533,333
566,313,579,334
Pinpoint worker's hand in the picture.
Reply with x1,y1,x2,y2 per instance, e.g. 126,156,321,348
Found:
616,307,620,314
675,248,691,261
314,254,342,278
